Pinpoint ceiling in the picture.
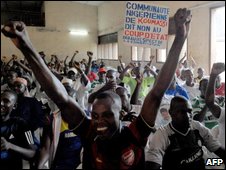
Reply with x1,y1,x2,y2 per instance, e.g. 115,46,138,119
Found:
75,1,106,6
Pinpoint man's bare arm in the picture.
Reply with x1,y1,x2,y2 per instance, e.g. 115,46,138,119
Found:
140,8,192,127
205,63,225,118
1,21,86,128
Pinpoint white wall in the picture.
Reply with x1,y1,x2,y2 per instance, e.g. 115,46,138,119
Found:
1,1,98,62
98,1,225,75
1,1,224,76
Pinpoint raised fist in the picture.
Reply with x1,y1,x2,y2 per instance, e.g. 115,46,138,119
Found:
211,63,225,76
174,8,192,38
87,51,93,57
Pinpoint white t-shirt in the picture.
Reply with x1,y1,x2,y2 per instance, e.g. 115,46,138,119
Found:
145,120,221,168
218,108,225,149
183,83,200,100
72,77,91,110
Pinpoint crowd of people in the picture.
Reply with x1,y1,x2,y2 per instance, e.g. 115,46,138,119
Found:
1,8,225,169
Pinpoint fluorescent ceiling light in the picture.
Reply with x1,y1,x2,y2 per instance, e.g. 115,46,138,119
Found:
70,30,88,35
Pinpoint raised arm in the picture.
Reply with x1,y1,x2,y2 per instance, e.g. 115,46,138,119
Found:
130,67,143,105
14,59,32,75
85,51,93,75
147,55,155,67
119,62,135,80
69,51,79,67
140,8,192,127
1,21,86,128
205,62,225,118
179,52,187,65
74,61,89,86
118,55,125,70
190,55,196,69
5,55,15,66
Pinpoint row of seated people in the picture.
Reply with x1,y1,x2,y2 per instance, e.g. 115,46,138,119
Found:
1,8,225,169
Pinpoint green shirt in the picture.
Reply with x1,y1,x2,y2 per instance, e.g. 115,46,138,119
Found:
192,96,224,129
122,76,155,100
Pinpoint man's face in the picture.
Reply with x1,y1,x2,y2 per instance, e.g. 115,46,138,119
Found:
160,108,170,120
98,72,106,82
13,82,26,95
170,101,191,129
1,92,16,121
91,98,120,140
106,70,117,83
6,71,17,85
184,70,193,84
67,71,76,81
197,68,204,78
131,67,140,78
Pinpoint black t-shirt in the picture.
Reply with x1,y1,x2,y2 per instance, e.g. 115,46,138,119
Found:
162,125,205,169
11,96,46,131
1,117,35,169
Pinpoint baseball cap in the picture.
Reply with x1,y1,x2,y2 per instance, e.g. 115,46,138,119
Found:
99,67,106,73
67,68,78,75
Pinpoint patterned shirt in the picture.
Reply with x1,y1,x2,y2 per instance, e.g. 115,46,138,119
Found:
75,116,154,169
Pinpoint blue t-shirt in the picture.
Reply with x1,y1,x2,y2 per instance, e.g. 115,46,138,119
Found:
165,84,189,100
49,115,82,169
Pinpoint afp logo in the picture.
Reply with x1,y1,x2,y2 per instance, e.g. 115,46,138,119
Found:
206,158,224,166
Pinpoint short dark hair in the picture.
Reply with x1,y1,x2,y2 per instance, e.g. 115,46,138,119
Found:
95,90,120,103
2,89,18,102
169,96,192,114
95,90,122,110
199,78,209,90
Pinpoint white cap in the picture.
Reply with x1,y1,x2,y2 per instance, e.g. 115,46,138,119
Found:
67,68,78,75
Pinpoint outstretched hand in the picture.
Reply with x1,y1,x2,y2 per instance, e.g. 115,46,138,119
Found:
174,8,192,38
1,21,32,49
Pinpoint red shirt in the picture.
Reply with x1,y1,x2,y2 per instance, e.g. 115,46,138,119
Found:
77,116,153,169
215,82,225,96
87,72,97,82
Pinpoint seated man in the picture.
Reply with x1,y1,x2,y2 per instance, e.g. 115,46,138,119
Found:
145,96,225,169
194,67,205,84
183,68,200,100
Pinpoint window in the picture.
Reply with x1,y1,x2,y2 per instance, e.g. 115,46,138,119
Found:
132,46,152,61
97,33,118,60
97,43,118,60
156,49,167,63
210,6,225,82
156,35,187,63
132,35,187,63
